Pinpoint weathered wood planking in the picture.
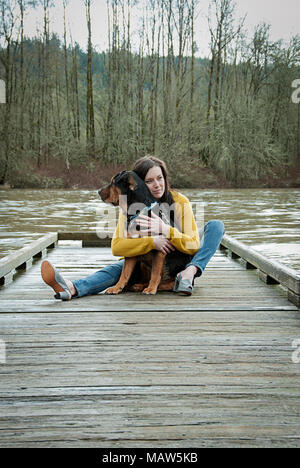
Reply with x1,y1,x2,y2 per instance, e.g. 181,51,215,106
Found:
220,234,300,307
58,232,300,307
1,307,300,447
0,235,298,311
0,233,58,286
0,236,300,448
1,231,299,307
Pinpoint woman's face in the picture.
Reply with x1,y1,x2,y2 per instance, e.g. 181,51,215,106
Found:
144,166,165,200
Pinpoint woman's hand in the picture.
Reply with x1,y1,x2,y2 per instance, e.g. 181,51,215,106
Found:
136,212,169,237
153,236,175,254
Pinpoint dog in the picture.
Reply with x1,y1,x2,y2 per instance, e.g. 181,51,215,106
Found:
98,170,191,295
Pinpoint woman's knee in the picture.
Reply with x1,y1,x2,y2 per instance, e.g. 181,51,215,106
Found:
105,259,124,277
206,220,225,236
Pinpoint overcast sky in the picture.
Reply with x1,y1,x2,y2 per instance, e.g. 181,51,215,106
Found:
24,0,300,57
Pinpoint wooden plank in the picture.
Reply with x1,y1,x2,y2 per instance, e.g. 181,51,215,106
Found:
0,438,299,448
16,258,33,272
0,233,58,279
0,421,299,447
0,270,14,286
0,438,298,448
221,234,300,296
1,383,300,398
288,290,300,308
58,231,112,247
0,242,296,312
0,305,300,447
0,239,300,448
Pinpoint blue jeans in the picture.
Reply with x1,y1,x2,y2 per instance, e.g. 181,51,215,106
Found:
73,259,125,298
185,220,225,279
73,220,225,297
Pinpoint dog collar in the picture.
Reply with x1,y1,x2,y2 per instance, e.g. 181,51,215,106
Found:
128,201,158,222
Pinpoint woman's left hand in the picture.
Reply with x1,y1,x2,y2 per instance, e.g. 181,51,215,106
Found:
137,212,169,237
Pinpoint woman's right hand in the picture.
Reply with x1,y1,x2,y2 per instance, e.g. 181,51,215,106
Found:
153,236,175,254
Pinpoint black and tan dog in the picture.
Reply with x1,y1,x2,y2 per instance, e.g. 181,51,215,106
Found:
98,171,191,295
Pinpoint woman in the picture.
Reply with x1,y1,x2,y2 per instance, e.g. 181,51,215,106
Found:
41,155,225,299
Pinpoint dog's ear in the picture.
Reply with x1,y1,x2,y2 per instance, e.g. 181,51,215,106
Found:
114,170,139,191
127,171,139,191
114,171,128,185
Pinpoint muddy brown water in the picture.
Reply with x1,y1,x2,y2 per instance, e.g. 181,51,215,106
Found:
0,188,299,271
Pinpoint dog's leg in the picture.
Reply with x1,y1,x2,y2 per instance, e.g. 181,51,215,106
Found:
142,252,166,295
106,257,138,295
127,260,150,293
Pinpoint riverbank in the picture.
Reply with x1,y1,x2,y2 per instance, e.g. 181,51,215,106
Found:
2,159,300,190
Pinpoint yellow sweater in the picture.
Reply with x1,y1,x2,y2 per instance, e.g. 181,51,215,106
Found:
111,191,200,257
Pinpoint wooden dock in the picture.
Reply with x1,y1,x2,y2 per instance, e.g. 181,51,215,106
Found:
0,232,300,447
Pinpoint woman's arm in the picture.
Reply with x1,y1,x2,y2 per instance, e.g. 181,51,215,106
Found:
136,192,200,256
111,211,156,257
168,192,200,255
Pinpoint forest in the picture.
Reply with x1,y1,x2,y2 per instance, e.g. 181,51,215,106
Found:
0,0,300,189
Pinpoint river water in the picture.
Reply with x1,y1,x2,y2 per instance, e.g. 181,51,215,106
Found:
0,188,299,271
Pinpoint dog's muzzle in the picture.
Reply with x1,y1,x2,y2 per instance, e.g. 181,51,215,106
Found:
98,187,108,202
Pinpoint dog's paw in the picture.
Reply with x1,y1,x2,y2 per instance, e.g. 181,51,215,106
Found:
105,286,123,295
142,286,157,295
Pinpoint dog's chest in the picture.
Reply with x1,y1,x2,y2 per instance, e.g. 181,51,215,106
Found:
139,252,172,281
162,262,172,280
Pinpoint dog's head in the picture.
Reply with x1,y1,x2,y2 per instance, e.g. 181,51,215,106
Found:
98,170,156,208
98,171,140,207
99,170,159,236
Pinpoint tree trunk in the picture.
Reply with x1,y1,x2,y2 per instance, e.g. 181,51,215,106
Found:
188,0,195,156
63,0,71,131
85,0,95,157
0,41,11,184
19,0,25,150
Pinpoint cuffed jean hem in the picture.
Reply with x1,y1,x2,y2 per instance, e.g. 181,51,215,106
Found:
73,259,124,298
184,220,225,278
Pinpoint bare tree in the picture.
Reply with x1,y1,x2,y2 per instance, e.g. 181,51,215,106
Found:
84,0,95,156
207,0,244,123
62,0,71,130
0,0,18,183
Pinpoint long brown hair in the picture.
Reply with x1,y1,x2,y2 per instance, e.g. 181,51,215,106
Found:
132,155,173,204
